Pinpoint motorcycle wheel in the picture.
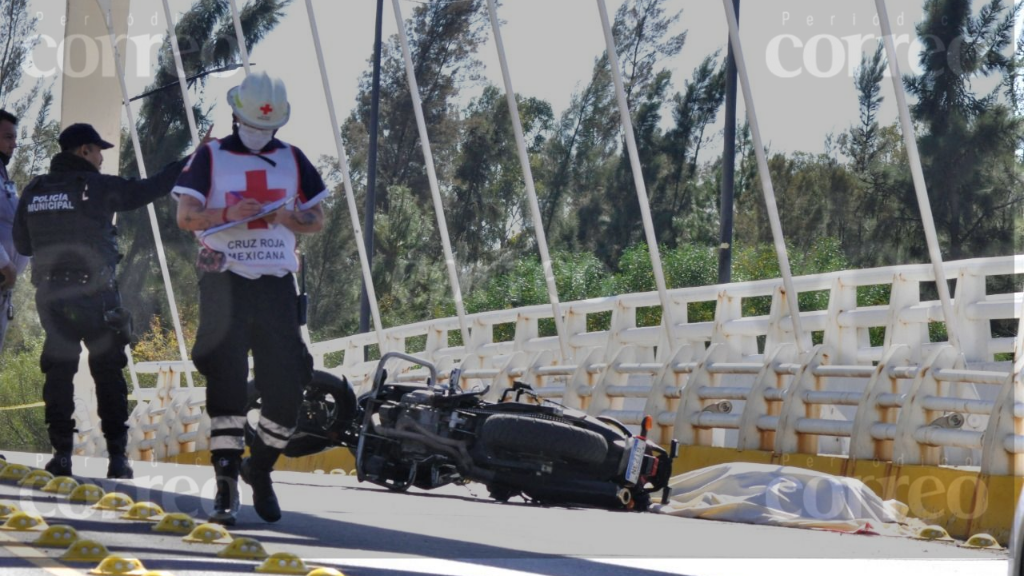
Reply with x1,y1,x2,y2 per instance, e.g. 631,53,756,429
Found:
245,370,355,457
478,414,608,465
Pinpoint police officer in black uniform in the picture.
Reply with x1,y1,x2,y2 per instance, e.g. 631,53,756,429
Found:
13,123,202,478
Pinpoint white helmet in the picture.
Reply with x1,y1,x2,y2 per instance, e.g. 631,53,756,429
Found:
227,71,290,129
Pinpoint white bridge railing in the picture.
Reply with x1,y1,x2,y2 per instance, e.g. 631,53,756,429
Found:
72,255,1021,477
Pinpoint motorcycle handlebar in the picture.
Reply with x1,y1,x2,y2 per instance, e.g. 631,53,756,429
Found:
372,351,439,392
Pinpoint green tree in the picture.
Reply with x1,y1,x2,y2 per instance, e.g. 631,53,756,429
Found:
903,0,1022,259
848,43,886,173
0,0,37,107
329,0,489,330
449,85,553,265
547,0,687,266
656,53,725,245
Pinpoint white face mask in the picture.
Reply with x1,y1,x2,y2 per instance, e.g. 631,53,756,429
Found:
238,123,274,151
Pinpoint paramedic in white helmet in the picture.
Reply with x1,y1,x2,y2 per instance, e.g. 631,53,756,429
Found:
173,71,326,525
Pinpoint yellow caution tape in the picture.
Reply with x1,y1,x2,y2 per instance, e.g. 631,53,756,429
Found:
0,401,45,411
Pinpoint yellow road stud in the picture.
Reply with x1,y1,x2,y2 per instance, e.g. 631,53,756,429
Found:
217,537,269,560
0,511,48,531
329,469,346,475
182,522,232,544
19,469,54,489
69,484,106,504
61,539,110,562
255,552,309,574
152,513,195,534
94,493,134,511
0,463,32,482
33,524,80,547
917,525,953,541
306,569,346,576
89,555,147,576
0,502,19,520
42,476,79,495
963,533,1001,549
121,502,164,521
313,470,325,475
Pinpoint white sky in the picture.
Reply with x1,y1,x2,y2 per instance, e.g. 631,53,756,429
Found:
12,0,1019,165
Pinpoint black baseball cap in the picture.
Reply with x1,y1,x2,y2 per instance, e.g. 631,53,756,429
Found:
58,123,114,152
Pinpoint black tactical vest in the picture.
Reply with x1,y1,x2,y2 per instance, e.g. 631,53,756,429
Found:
20,173,120,284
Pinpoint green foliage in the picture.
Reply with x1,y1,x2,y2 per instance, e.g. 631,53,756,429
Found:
732,237,850,317
0,0,37,107
0,338,48,452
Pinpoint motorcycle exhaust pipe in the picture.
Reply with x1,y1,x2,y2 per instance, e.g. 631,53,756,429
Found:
617,488,632,507
516,478,637,509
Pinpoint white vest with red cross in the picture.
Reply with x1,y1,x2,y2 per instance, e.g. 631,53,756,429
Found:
173,138,323,279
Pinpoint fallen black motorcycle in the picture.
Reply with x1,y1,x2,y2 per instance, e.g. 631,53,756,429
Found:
246,352,676,511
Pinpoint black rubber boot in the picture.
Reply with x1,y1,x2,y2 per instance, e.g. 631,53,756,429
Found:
105,435,134,479
45,430,73,476
209,454,241,526
241,437,282,522
45,452,72,476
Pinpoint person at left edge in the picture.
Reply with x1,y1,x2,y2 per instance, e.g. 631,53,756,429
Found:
0,110,30,353
0,109,31,466
12,122,209,479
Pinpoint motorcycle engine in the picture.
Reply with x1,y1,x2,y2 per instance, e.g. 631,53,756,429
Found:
393,390,448,454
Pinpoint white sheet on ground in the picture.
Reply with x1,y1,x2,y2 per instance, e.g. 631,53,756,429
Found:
653,462,926,537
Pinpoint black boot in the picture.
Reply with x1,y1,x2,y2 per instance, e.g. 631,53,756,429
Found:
210,455,241,526
45,430,73,476
45,452,72,476
105,434,134,479
241,438,282,522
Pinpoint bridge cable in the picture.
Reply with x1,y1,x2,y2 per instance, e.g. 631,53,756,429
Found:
101,5,196,389
391,0,473,348
719,0,808,354
228,0,252,75
596,0,678,352
873,0,964,361
485,0,572,363
303,0,387,348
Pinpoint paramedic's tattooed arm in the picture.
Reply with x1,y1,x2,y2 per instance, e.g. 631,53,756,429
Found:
267,203,324,234
176,194,261,231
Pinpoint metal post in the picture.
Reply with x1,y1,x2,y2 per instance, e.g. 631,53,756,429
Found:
391,0,472,347
227,0,251,74
101,8,194,386
485,0,571,362
873,0,963,358
360,0,384,335
720,0,807,353
718,0,738,285
596,0,676,349
304,0,386,347
160,0,200,146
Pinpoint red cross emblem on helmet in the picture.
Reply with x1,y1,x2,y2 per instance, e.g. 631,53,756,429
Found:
260,103,274,115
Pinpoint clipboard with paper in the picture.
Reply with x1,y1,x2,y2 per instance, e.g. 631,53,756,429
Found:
199,195,296,239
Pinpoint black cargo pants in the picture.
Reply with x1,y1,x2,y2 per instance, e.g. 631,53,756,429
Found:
36,273,131,451
192,271,313,458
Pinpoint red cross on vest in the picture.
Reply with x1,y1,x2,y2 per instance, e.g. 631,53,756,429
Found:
237,170,285,229
260,103,274,115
